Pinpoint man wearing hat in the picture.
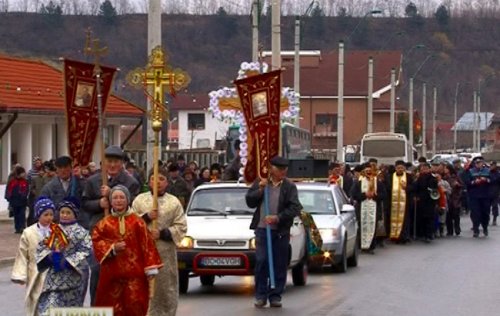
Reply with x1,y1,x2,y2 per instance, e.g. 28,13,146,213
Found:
40,156,86,227
466,156,491,237
82,145,140,305
246,156,302,308
166,163,191,209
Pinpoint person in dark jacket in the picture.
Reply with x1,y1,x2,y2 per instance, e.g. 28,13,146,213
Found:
166,163,191,209
82,145,140,306
222,140,242,181
467,156,491,237
412,162,439,242
40,156,85,227
489,161,500,226
6,166,29,233
245,156,302,308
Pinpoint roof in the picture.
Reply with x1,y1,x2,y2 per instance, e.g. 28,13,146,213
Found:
270,50,402,96
0,55,143,116
452,112,495,131
169,93,209,111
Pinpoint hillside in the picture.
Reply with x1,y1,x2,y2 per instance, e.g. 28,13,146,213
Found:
1,12,500,121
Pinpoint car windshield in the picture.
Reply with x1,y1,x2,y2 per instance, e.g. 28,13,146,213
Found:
188,187,255,216
298,189,336,215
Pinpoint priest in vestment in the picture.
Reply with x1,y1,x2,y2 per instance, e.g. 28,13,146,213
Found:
92,185,163,316
132,168,187,316
386,160,414,243
351,163,387,253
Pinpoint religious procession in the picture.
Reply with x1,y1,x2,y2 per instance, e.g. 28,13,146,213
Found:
2,1,500,316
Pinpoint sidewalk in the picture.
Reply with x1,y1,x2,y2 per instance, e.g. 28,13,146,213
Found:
0,215,19,268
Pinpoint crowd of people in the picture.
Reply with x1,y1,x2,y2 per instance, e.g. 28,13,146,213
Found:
328,155,500,254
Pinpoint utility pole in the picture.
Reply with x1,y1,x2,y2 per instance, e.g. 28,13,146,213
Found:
252,1,259,62
389,68,396,133
422,83,427,158
432,86,437,157
146,0,162,171
477,81,482,152
271,0,281,71
472,91,477,151
409,77,414,150
367,56,374,133
337,41,345,163
294,16,300,95
453,83,459,153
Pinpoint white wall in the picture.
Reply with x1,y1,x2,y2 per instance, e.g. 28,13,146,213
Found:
177,110,230,150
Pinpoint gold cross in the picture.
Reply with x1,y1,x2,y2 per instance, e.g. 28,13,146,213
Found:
127,46,191,130
84,28,108,74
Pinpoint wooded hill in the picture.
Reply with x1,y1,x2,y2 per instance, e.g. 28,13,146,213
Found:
1,11,499,122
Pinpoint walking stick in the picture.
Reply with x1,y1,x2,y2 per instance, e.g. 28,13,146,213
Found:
263,185,276,290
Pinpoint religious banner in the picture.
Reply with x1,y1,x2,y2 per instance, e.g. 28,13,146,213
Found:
234,70,282,183
63,59,116,166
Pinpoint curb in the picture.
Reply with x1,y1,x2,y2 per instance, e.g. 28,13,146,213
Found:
0,257,15,268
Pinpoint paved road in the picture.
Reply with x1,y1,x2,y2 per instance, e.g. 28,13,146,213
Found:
1,219,499,316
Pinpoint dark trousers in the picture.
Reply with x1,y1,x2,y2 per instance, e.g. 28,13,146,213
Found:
89,254,100,306
491,196,499,218
422,215,435,240
446,205,461,235
254,228,289,302
470,198,490,232
12,206,26,232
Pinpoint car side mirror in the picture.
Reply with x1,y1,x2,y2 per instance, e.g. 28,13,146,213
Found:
341,204,355,214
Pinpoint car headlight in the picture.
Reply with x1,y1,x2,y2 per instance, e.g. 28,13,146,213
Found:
179,236,194,249
319,228,340,240
249,238,256,250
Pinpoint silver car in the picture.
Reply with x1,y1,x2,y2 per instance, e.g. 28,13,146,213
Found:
296,182,359,273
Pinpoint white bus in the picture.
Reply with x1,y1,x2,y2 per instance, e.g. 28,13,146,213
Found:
360,132,415,166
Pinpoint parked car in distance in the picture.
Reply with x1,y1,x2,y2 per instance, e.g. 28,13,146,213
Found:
176,182,309,293
296,182,359,273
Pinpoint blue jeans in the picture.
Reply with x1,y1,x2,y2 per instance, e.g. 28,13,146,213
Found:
12,206,26,232
254,228,289,302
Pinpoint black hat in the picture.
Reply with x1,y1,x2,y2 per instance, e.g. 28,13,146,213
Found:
104,145,124,159
472,156,484,163
353,164,364,173
54,156,72,168
418,156,427,163
177,155,185,161
368,158,378,164
270,156,289,168
395,160,406,166
168,163,179,172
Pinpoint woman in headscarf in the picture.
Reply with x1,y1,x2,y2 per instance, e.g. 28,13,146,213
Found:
92,185,163,316
36,197,92,315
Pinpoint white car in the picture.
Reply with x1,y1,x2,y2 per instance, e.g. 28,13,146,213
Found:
297,182,359,273
177,182,308,294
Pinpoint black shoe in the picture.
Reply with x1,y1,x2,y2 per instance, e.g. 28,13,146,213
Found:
473,232,479,238
270,300,282,308
483,228,488,237
492,220,497,226
254,299,267,308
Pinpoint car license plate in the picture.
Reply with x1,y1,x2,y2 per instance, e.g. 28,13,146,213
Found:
201,257,241,266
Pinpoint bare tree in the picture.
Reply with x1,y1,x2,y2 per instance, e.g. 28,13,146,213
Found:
0,0,8,12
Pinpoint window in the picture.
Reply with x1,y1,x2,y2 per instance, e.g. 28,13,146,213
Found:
316,113,337,129
188,113,205,130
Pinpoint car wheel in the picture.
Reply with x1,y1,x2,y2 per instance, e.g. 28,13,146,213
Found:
334,239,348,273
200,275,215,286
347,236,359,267
292,259,308,286
179,270,189,294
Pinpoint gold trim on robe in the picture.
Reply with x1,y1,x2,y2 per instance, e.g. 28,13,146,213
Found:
360,176,377,250
390,172,407,240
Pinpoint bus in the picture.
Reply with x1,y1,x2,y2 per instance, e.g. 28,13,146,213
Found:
360,132,415,166
226,123,312,162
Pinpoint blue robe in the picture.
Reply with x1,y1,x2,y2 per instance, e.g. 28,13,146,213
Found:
36,222,92,315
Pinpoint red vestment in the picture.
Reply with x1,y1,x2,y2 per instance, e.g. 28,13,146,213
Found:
92,210,163,316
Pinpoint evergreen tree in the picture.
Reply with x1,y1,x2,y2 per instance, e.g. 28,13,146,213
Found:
405,2,418,18
39,1,63,26
99,0,117,25
435,4,450,28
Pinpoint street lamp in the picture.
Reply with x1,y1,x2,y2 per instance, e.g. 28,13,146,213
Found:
346,9,383,42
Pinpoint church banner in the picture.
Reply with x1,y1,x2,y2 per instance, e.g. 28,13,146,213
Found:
63,59,116,166
234,70,282,183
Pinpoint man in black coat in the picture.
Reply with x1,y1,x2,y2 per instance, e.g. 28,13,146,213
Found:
413,162,438,242
246,156,302,308
40,156,85,227
82,145,140,305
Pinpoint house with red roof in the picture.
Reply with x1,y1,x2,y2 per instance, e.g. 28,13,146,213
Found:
0,55,143,181
265,50,404,155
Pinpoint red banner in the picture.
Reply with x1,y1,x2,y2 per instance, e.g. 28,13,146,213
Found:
63,59,116,166
234,70,282,183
